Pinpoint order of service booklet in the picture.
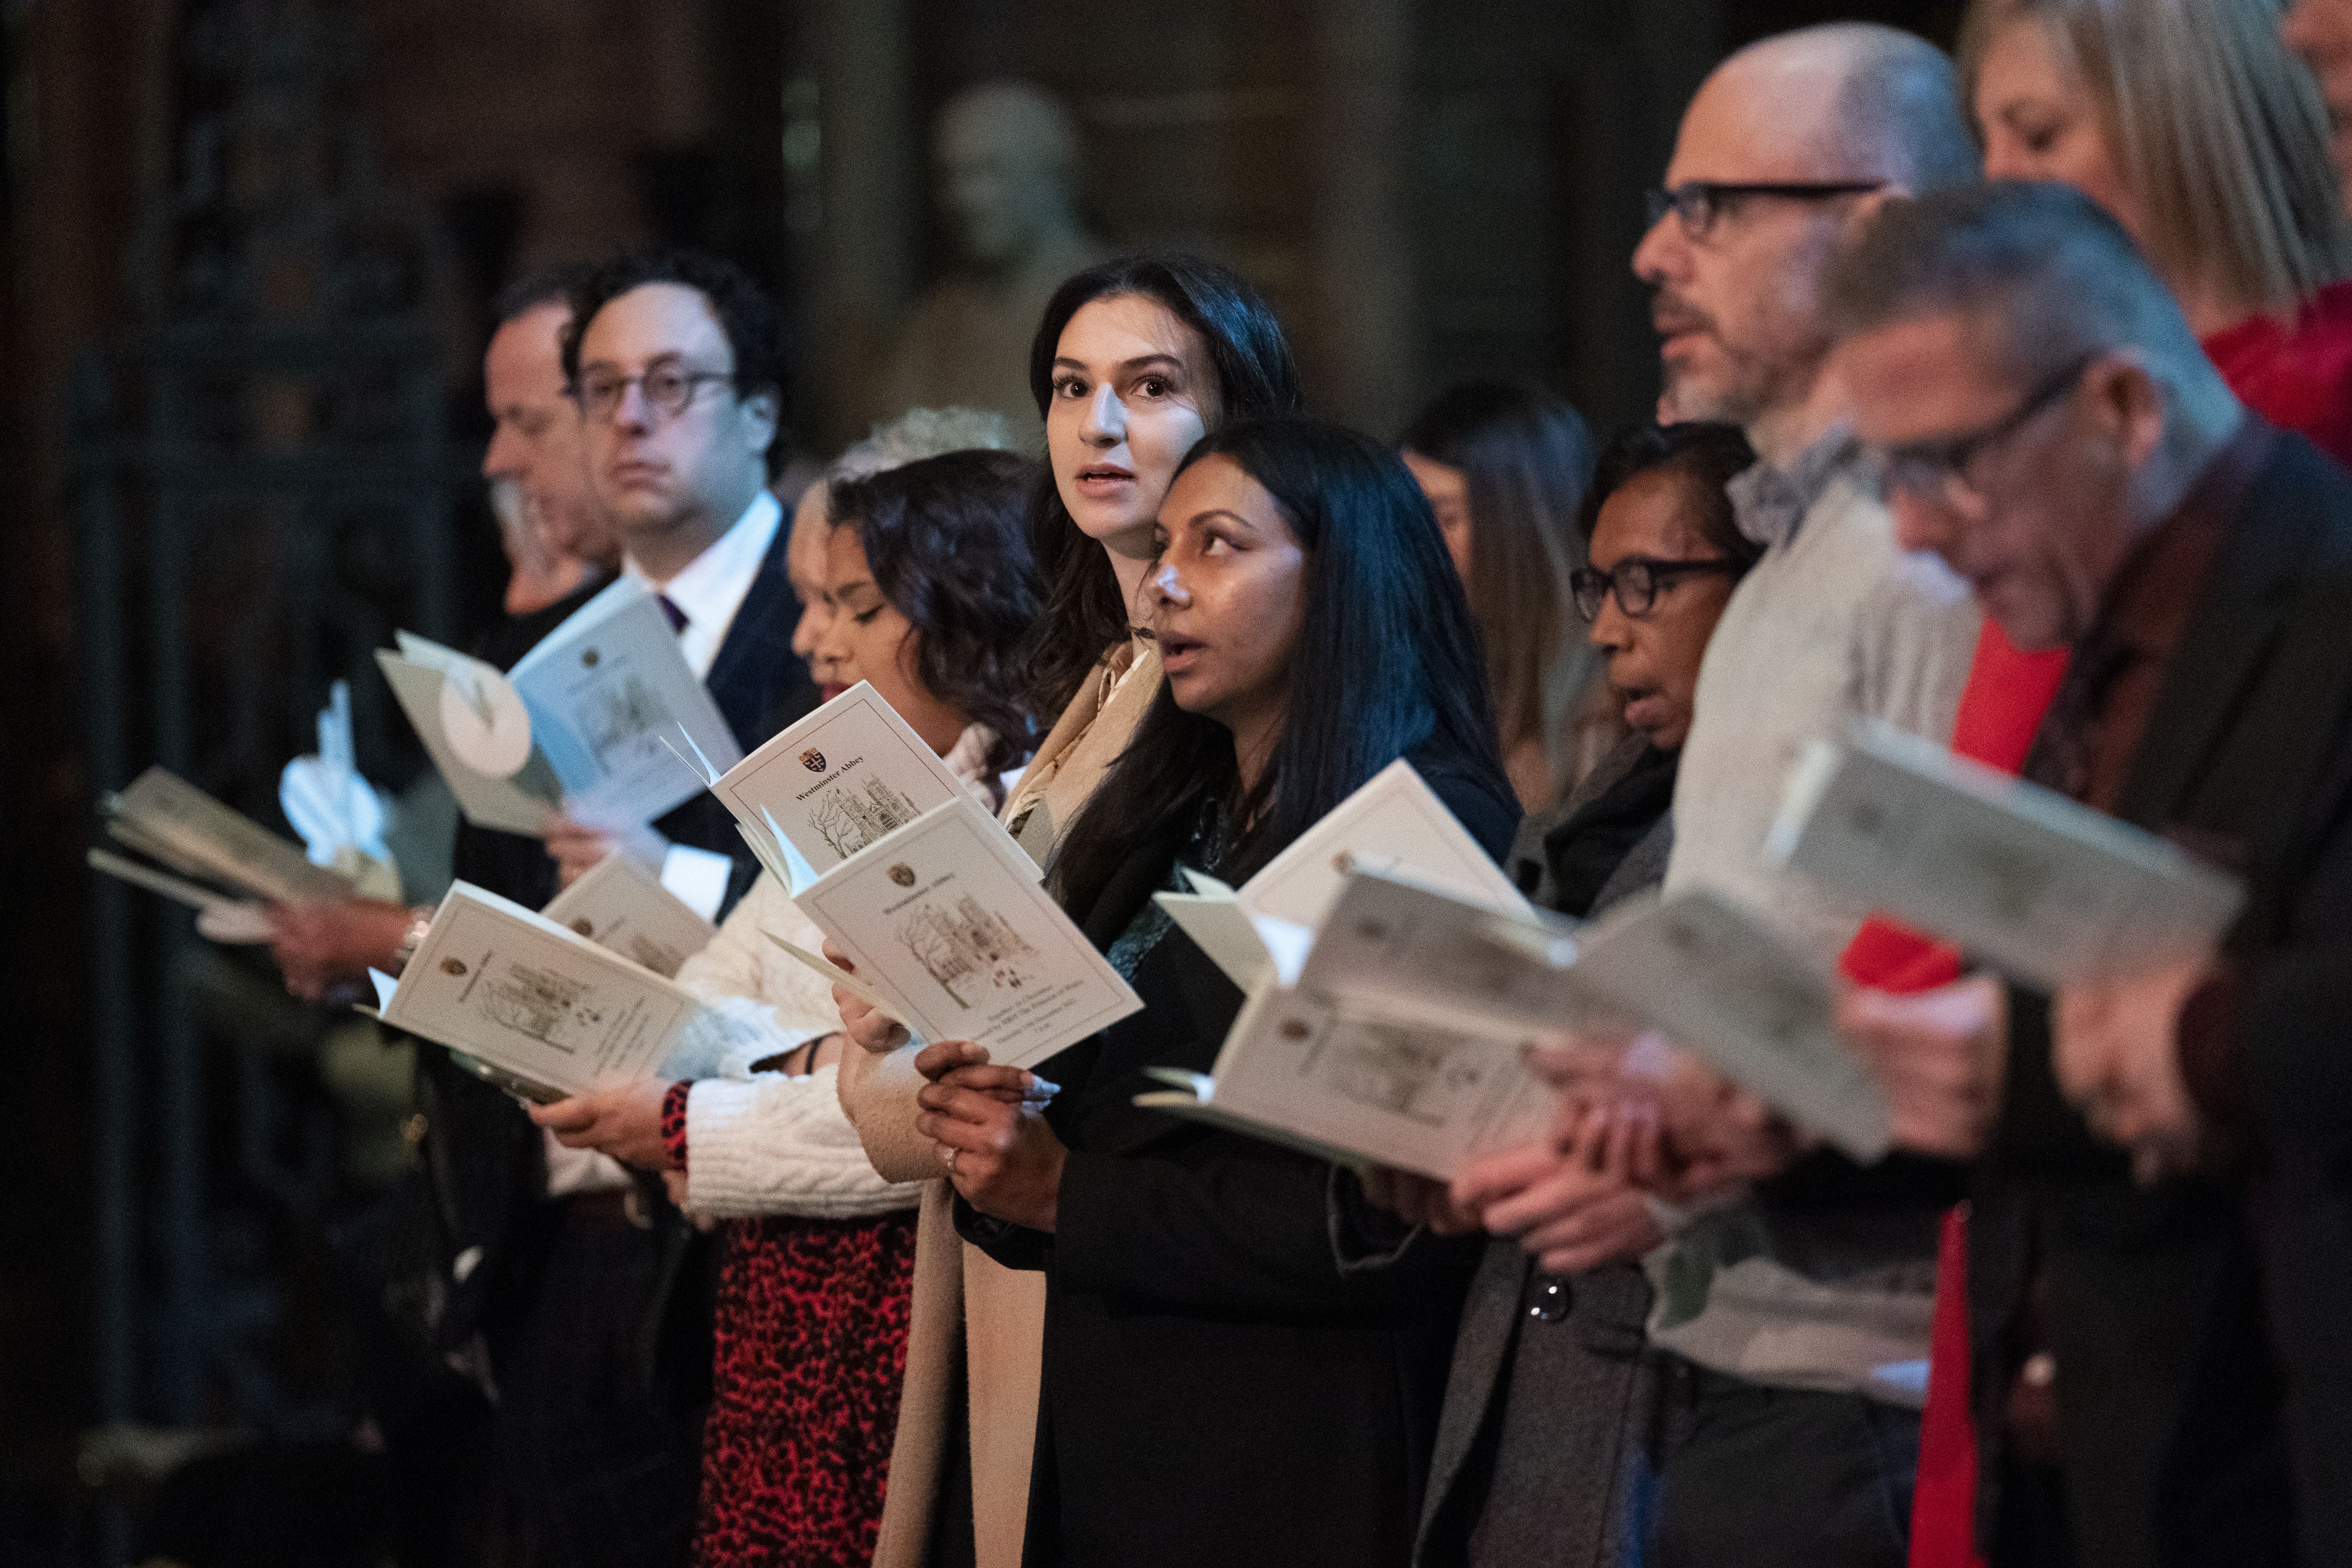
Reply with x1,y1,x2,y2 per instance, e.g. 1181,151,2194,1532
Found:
1136,869,1893,1169
381,577,743,836
375,881,763,1103
100,766,354,907
539,853,718,980
702,680,1027,877
1152,758,1535,995
1768,717,2248,990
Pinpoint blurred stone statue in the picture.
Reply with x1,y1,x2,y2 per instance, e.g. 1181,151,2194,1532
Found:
873,80,1112,441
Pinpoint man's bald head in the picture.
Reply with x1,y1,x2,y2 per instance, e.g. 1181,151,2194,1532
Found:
1636,23,1976,455
1704,23,1980,192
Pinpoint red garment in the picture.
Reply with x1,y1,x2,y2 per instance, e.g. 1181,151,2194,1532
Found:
661,1081,920,1568
2204,279,2352,469
1872,292,2352,1568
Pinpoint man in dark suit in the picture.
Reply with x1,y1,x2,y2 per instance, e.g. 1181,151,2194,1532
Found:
455,249,818,1568
1825,181,2352,1565
279,252,820,1567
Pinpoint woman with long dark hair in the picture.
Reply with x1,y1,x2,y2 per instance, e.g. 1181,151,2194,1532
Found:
532,448,1043,1568
1002,253,1307,858
1399,379,1603,811
892,418,1518,1564
835,254,1305,1568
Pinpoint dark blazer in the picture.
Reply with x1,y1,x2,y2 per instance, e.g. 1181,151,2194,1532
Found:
964,744,1520,1568
1970,428,2352,1567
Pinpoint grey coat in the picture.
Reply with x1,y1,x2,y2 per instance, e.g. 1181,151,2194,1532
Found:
1335,737,1676,1568
1413,795,1672,1568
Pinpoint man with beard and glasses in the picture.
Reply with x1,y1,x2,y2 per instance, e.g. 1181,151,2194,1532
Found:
1541,24,1985,1568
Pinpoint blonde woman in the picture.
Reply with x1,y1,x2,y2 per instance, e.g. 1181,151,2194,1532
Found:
1965,0,2352,455
835,255,1304,1568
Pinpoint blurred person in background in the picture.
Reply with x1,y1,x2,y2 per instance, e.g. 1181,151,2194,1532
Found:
2285,0,2352,202
1965,0,2352,456
1399,380,1609,810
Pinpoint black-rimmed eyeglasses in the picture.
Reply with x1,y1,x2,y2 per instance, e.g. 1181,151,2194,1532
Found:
573,363,737,425
1644,181,1885,242
1872,351,2101,503
1570,556,1742,620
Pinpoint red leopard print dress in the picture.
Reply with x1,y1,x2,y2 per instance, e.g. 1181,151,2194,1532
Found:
663,1082,920,1566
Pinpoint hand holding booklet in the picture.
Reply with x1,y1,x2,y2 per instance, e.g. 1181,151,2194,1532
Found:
668,682,1140,1070
373,882,764,1103
1138,869,1894,1172
1768,718,2247,990
379,578,744,836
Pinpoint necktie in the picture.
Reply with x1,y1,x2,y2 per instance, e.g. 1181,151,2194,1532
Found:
657,594,688,635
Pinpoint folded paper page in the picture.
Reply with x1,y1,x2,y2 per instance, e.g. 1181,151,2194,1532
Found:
1150,763,1527,991
1232,758,1530,929
105,768,353,906
1132,982,1554,1180
793,797,1140,1069
707,681,1016,877
378,881,763,1101
540,853,719,980
506,578,743,827
1568,890,1892,1161
378,648,564,835
1769,718,2247,989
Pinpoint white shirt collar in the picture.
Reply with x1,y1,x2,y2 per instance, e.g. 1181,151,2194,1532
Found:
623,488,783,679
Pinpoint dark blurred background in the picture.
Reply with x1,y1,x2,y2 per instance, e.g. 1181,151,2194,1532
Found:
0,1,1959,1561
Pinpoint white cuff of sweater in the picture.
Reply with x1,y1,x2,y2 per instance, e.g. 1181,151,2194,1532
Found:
684,1066,925,1221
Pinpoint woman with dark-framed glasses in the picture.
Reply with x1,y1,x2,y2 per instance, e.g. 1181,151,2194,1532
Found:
1344,419,1759,1568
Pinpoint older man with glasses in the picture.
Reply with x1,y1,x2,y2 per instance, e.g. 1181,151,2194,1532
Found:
1827,179,2352,1566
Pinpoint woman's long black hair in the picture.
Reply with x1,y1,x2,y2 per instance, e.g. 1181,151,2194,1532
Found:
1048,418,1507,920
827,448,1046,779
1023,254,1305,715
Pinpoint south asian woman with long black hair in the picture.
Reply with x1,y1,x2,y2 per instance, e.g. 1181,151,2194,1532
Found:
881,418,1518,1565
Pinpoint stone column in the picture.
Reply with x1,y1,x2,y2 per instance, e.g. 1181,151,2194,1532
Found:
1304,0,1418,437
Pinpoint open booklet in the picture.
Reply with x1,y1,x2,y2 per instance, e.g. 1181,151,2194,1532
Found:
539,853,718,980
369,881,765,1103
1137,869,1893,1171
1768,717,2248,990
1151,758,1534,995
98,766,353,909
699,679,1035,878
379,577,743,836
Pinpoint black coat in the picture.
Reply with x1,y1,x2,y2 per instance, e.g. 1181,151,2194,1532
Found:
963,744,1520,1568
1970,428,2352,1567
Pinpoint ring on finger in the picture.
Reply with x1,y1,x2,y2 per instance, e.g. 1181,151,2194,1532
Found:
941,1145,959,1171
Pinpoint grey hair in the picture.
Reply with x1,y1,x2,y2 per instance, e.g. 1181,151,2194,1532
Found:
1824,181,2222,394
830,406,1017,485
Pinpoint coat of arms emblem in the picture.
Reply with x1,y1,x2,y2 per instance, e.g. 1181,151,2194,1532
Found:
801,749,828,772
888,864,917,888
